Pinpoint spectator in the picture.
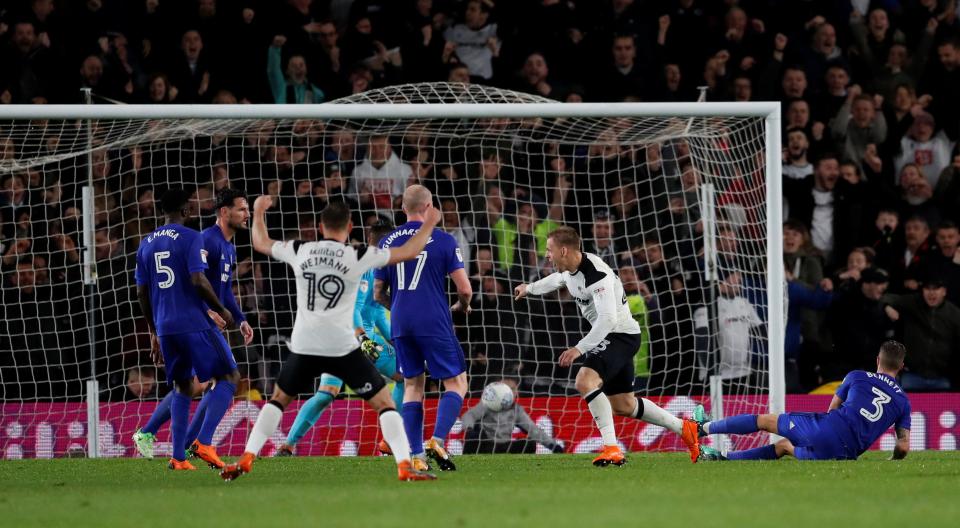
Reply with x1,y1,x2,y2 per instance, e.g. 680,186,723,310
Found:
117,368,158,401
619,265,652,390
784,154,840,264
440,198,471,277
1,20,56,103
883,278,960,391
833,246,876,292
897,163,940,228
461,379,564,454
919,220,960,304
142,72,176,103
350,134,412,210
585,210,617,268
168,29,213,103
920,37,960,141
783,127,814,186
693,271,763,381
894,215,934,292
827,267,896,381
831,90,887,169
267,35,325,104
592,34,645,101
444,0,499,81
893,112,954,189
514,52,556,99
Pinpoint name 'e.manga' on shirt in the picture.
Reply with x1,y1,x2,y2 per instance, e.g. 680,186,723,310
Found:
134,223,213,336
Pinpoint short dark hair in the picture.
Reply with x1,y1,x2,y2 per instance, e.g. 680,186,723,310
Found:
548,226,580,249
320,201,351,230
369,221,394,244
879,340,906,370
214,188,246,211
937,220,959,233
160,189,192,215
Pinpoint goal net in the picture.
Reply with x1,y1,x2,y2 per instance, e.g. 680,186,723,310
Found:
0,83,782,459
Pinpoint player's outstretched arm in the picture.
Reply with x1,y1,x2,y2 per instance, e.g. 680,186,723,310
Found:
892,427,910,460
251,195,277,256
828,395,843,411
386,206,441,264
516,272,565,300
192,272,235,328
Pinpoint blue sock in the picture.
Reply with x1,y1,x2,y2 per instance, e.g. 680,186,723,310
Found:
286,391,335,446
432,392,464,441
391,381,404,410
403,401,424,455
169,391,191,462
141,391,174,435
195,381,236,446
728,444,778,460
707,414,759,435
183,394,209,450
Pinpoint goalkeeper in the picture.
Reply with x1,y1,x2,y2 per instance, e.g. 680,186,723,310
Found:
462,380,565,454
277,222,403,456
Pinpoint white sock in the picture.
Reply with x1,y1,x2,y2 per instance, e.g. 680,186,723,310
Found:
637,398,683,435
585,390,618,446
245,401,283,456
379,409,411,464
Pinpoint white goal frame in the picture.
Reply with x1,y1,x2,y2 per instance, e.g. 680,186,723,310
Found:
0,101,783,455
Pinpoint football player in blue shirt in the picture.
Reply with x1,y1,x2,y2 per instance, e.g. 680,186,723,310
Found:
374,185,473,471
276,221,404,456
696,340,911,461
133,189,240,470
133,189,253,465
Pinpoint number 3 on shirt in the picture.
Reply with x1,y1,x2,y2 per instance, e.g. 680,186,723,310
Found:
396,251,427,291
859,386,892,422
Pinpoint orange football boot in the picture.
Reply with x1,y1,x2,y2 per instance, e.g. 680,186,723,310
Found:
190,440,225,469
220,452,255,481
681,419,701,463
168,458,197,470
397,460,437,481
592,445,626,467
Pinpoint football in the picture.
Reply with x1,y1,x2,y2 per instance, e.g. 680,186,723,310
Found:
481,382,515,412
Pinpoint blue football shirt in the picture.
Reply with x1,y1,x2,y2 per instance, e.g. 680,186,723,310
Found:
831,370,912,456
134,223,213,336
201,225,245,324
374,221,463,338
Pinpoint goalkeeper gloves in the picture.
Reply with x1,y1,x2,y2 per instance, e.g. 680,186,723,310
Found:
359,334,383,361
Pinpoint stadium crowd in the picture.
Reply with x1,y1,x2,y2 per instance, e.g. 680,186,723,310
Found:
2,0,960,402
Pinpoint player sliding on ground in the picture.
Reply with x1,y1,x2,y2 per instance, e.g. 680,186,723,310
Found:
696,340,911,461
221,195,441,482
134,189,238,471
374,185,473,472
276,221,404,457
133,189,254,468
515,226,701,466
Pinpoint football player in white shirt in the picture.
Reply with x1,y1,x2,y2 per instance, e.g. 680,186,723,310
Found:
514,226,701,466
221,193,441,482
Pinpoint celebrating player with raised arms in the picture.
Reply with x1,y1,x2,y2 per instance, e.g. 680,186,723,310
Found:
374,185,473,472
696,340,911,461
514,227,701,466
134,189,237,470
276,221,404,457
220,193,441,482
133,189,252,468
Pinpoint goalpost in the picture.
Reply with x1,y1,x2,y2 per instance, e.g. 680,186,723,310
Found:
0,84,782,459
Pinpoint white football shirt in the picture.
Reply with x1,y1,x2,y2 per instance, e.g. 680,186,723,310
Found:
526,252,640,354
272,239,391,357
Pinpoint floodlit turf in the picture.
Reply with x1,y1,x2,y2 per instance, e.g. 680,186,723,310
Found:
1,452,958,527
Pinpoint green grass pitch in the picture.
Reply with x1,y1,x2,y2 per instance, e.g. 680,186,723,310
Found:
1,452,958,528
